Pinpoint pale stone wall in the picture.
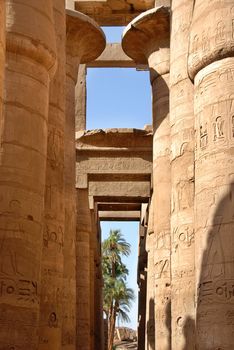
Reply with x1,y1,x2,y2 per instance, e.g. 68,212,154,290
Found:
0,1,56,348
170,0,195,348
188,1,234,349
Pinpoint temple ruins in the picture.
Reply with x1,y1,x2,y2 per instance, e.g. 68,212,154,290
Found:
0,0,234,349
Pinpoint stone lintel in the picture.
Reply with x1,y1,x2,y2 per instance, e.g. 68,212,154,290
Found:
76,128,153,149
74,0,155,26
122,6,170,65
89,181,150,198
66,9,106,62
94,196,149,204
76,155,152,182
87,43,148,68
97,202,141,211
99,211,141,221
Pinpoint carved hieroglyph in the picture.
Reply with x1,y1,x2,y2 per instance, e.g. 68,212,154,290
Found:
65,9,105,350
0,0,57,348
39,1,66,349
170,1,195,348
188,1,234,348
122,7,171,349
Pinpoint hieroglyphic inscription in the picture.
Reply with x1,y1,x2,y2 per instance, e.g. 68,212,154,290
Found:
172,226,194,248
0,278,38,303
155,259,170,280
198,279,234,304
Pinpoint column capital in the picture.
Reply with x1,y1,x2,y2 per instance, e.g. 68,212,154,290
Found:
122,6,170,76
66,9,106,63
188,0,234,81
6,0,57,76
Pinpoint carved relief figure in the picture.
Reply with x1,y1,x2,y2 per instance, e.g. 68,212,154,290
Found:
213,116,224,141
200,123,208,148
215,21,226,44
0,201,24,276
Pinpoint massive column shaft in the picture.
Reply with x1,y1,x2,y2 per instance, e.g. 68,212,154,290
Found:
122,8,171,349
0,0,56,348
65,10,105,350
188,1,234,349
0,1,5,132
170,1,195,348
39,1,66,349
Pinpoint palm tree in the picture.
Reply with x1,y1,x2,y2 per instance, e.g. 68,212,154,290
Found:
102,230,135,350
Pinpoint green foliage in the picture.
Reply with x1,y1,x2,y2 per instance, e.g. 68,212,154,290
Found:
102,229,135,324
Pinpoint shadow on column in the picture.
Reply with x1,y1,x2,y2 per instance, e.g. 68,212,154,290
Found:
195,181,234,349
182,316,195,350
147,298,155,350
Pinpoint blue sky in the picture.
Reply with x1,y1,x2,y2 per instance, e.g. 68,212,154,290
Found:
87,26,151,330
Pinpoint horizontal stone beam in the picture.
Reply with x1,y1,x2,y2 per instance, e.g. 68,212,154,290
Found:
89,181,151,198
76,128,153,148
76,154,152,179
87,43,148,68
74,0,154,26
97,202,141,211
99,211,141,221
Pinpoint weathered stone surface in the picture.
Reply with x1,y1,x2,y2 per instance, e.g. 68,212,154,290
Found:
122,7,171,349
170,1,195,348
75,0,154,26
0,1,5,130
188,0,234,81
65,10,105,350
75,64,87,132
88,43,147,68
194,58,234,349
39,1,66,349
0,1,56,348
145,199,155,350
65,9,105,350
99,210,141,221
76,189,92,350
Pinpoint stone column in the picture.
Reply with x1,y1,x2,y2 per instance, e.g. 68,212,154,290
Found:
188,1,234,349
0,1,5,131
39,1,66,349
76,189,92,350
144,200,155,350
170,1,195,348
122,7,171,349
137,223,147,350
75,64,87,132
65,10,105,350
0,0,57,348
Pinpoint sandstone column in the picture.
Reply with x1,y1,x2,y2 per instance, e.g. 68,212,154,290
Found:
145,200,155,350
137,223,147,350
0,1,5,133
122,7,171,349
39,1,66,349
76,189,92,350
188,1,234,349
65,10,105,350
0,0,56,348
170,1,195,348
